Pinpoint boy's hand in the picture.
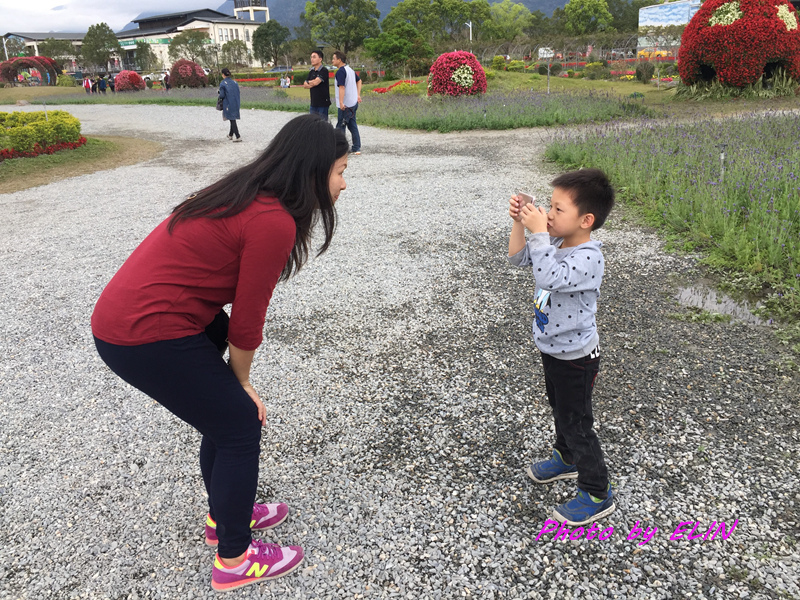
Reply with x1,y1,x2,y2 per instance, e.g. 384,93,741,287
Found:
520,204,548,234
509,195,523,222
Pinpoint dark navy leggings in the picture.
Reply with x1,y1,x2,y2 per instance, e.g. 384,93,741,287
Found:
94,311,260,558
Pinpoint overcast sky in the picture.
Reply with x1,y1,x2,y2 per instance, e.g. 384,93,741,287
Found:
1,0,221,34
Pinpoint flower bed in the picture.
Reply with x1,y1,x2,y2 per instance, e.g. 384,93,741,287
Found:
373,80,421,93
1,110,85,160
0,136,87,161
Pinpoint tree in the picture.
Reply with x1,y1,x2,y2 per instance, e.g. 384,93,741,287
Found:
549,6,569,34
382,0,442,42
221,40,250,67
291,16,321,63
522,10,553,37
81,23,122,70
168,30,211,65
563,0,613,34
38,38,78,70
365,22,432,66
252,20,291,67
383,0,493,43
3,36,27,59
607,0,652,32
304,0,380,54
485,0,532,41
135,41,159,71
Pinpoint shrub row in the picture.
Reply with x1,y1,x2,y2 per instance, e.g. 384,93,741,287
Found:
1,110,83,153
0,136,87,161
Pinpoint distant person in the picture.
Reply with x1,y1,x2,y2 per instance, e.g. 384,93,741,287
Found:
219,68,242,142
98,75,107,95
303,50,330,120
108,76,115,93
83,77,91,95
92,114,349,592
91,78,98,94
331,51,361,155
507,169,616,526
163,72,171,91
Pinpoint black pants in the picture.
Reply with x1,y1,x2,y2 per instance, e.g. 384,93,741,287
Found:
94,310,260,557
228,120,240,139
541,350,609,499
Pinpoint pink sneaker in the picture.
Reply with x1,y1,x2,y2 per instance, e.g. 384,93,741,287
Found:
205,503,289,546
211,539,304,591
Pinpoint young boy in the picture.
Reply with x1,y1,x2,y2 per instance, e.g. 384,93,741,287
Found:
507,168,615,526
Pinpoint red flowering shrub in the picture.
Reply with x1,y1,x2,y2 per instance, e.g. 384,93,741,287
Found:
679,0,800,87
115,70,146,92
427,51,487,97
169,59,208,88
0,56,59,85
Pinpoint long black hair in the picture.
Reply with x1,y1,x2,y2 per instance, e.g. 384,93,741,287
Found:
169,114,348,281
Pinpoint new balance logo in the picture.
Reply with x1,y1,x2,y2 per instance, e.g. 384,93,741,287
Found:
246,562,270,578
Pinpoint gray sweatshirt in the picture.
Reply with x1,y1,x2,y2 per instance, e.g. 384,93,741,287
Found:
508,233,603,360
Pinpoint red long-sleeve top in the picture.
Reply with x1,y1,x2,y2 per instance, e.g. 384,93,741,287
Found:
91,196,295,351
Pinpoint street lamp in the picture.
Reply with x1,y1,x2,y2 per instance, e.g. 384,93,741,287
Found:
465,21,472,43
2,36,9,61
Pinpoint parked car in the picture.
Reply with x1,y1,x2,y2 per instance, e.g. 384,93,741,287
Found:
638,49,670,59
607,49,635,60
142,72,166,82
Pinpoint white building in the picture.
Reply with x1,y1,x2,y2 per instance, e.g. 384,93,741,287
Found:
117,2,269,72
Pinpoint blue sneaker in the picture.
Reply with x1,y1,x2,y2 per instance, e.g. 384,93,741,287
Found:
553,486,615,526
526,449,578,484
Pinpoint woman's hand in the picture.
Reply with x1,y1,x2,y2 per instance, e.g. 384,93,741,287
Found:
240,381,266,426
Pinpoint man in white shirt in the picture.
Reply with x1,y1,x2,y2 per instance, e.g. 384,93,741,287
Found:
331,51,362,155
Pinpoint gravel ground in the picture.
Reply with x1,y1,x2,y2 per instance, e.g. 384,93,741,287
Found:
1,105,798,600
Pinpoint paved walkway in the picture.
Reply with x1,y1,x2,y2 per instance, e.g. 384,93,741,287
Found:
1,105,798,599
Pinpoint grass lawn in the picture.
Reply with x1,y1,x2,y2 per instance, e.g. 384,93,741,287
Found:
0,136,163,194
0,85,84,105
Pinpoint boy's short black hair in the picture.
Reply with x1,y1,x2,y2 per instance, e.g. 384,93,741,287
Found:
550,168,614,230
311,50,324,60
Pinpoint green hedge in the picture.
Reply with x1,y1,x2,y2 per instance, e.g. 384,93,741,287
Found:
292,71,311,85
57,74,76,87
1,110,82,153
